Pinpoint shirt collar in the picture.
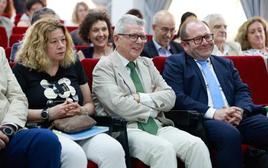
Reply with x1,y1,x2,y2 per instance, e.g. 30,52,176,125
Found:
153,39,171,51
115,50,137,67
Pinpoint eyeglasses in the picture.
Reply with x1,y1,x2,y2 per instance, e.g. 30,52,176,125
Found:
118,34,147,42
183,34,214,45
160,27,176,34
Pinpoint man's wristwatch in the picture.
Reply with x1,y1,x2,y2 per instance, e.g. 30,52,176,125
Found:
0,126,15,138
41,108,49,122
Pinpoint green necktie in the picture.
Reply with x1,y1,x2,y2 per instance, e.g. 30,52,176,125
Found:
127,61,158,135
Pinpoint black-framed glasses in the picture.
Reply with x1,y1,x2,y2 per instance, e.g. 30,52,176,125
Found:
118,33,147,42
183,34,214,45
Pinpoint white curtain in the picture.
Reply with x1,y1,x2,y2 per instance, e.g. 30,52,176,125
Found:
139,0,172,34
240,0,268,20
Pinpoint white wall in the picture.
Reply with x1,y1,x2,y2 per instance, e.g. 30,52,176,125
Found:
111,0,133,25
47,0,95,23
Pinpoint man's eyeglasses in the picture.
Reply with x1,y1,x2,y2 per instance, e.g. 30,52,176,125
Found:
118,34,147,42
182,34,214,45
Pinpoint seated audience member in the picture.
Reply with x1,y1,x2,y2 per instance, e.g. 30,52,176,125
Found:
126,8,143,19
0,0,14,18
235,16,268,65
40,0,46,6
174,11,197,42
162,19,268,168
67,1,89,26
10,7,59,62
78,9,113,59
0,46,61,168
203,13,242,56
92,14,212,168
17,0,44,27
13,0,26,14
141,10,183,58
0,0,14,38
13,18,126,168
69,2,90,46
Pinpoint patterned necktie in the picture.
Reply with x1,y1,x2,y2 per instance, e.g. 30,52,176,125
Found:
197,60,225,109
127,61,158,135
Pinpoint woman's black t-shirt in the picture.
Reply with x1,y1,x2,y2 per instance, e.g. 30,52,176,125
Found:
13,60,88,109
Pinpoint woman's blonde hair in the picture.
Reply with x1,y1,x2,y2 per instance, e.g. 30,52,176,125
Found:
235,16,268,50
16,18,75,72
72,2,89,25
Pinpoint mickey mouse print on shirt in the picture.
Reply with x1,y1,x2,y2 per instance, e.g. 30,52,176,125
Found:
40,77,78,102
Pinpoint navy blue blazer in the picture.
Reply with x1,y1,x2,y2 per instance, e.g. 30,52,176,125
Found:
141,40,184,58
162,53,254,114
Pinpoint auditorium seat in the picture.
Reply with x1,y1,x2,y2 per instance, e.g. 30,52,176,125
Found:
14,14,22,26
5,47,11,62
0,26,8,48
225,56,268,105
12,26,28,35
87,161,97,168
9,34,23,47
66,26,78,32
75,45,88,51
146,34,153,41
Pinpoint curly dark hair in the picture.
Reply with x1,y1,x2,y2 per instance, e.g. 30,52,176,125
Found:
79,9,112,43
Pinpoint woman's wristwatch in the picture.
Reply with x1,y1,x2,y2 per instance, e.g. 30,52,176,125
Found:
41,108,51,128
0,126,15,138
41,108,49,122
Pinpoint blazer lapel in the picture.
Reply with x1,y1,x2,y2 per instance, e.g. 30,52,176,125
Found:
186,56,207,90
111,52,136,93
149,41,160,57
136,58,151,93
170,42,176,54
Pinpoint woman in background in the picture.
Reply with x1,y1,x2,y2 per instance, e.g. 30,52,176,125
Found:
13,18,126,168
78,9,113,59
0,0,14,38
235,16,268,68
17,0,45,27
68,1,89,26
235,16,268,58
69,2,90,45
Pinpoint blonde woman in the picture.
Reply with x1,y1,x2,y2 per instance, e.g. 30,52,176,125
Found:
67,1,89,26
13,18,126,168
235,16,268,58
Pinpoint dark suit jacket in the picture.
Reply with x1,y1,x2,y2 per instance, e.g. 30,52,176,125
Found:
162,53,255,114
141,40,184,58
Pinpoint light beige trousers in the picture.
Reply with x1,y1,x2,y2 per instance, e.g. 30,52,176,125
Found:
127,126,212,168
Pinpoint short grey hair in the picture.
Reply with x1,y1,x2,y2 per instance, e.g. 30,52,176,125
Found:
31,7,57,24
203,13,224,28
114,14,145,34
